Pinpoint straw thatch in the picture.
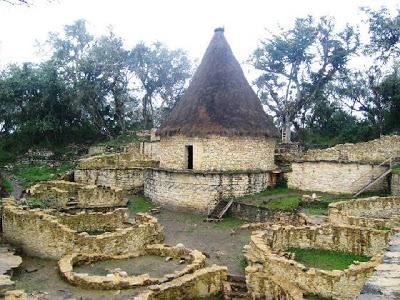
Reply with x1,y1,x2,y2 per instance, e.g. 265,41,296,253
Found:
158,28,279,138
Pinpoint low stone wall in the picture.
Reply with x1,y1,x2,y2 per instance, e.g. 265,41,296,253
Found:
59,244,206,290
2,198,164,259
134,265,228,300
244,225,391,300
75,168,146,192
144,168,273,213
140,141,160,161
357,232,400,299
226,200,307,225
392,173,400,196
75,150,159,191
288,161,388,194
27,180,126,208
328,196,400,229
300,135,400,164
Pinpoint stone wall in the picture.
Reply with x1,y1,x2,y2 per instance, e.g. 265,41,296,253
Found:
244,225,390,300
134,265,228,300
58,244,206,290
392,173,400,196
225,200,307,225
357,232,400,300
2,198,163,259
27,180,126,208
300,135,400,163
158,135,276,171
140,141,160,161
74,168,146,192
328,196,400,229
75,150,159,191
144,168,273,213
288,161,389,194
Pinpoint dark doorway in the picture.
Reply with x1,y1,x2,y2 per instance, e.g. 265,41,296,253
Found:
186,145,193,169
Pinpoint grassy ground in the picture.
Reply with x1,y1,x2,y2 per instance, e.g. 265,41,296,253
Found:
288,248,370,270
128,195,155,213
13,163,73,188
234,185,391,216
392,165,400,174
212,216,246,230
1,176,14,193
97,134,139,148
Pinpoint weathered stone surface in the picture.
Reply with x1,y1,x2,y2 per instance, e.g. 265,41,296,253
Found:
328,196,400,229
58,244,206,290
392,173,400,196
144,168,274,213
158,135,276,171
244,224,390,300
357,233,400,300
288,161,388,194
2,198,164,259
75,148,159,191
134,265,228,300
26,180,126,208
300,135,400,164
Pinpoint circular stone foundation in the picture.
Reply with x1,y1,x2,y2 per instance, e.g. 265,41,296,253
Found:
58,244,206,290
244,225,390,300
328,196,400,229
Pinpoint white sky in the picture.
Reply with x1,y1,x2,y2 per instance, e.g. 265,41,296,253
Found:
0,0,399,69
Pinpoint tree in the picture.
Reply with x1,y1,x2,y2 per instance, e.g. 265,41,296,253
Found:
252,16,359,142
363,7,400,61
129,42,192,129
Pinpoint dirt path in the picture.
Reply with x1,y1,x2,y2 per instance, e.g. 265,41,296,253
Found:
10,208,250,300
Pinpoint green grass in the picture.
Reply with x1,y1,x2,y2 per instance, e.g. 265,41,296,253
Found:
14,163,73,188
288,248,370,270
392,165,400,175
98,134,139,148
1,176,14,193
238,255,248,270
24,197,51,208
128,195,155,213
264,196,301,211
212,216,246,230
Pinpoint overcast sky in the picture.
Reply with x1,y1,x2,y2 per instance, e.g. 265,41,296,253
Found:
0,0,399,69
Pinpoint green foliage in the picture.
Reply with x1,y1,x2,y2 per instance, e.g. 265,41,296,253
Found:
14,163,73,188
98,134,138,148
288,248,370,270
128,195,155,213
1,176,13,193
212,216,246,230
24,197,50,208
238,256,248,270
393,165,400,174
265,196,301,211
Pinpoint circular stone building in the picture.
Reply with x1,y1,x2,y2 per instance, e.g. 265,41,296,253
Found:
144,28,279,213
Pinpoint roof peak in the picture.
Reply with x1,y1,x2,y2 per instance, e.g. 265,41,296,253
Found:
214,27,224,33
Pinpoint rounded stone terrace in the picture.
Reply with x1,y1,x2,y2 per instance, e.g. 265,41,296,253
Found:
244,224,391,300
25,180,127,209
2,198,164,259
58,244,206,290
328,196,400,230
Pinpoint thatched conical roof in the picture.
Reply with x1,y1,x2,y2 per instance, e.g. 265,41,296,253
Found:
158,28,279,138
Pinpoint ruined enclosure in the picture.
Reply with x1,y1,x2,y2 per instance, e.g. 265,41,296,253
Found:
244,224,391,300
288,135,400,194
75,151,159,192
26,180,127,208
58,244,206,289
2,198,164,259
328,196,400,229
145,168,274,213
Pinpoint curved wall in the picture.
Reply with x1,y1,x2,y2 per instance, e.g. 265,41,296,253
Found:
158,135,276,171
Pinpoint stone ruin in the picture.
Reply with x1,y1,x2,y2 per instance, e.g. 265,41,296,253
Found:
288,135,400,194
